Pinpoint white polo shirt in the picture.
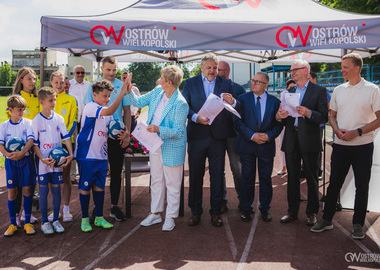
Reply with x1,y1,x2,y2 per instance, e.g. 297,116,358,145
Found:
330,78,380,146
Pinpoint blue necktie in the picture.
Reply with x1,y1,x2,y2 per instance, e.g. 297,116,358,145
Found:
256,96,261,127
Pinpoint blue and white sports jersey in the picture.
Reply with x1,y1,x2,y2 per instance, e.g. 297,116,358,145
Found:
83,78,131,122
32,112,69,174
0,118,34,157
75,102,112,161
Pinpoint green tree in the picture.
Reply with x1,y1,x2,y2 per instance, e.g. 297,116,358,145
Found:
190,64,201,77
127,62,162,92
0,63,13,86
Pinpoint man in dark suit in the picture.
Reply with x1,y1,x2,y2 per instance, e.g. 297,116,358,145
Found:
234,72,282,222
276,59,328,226
182,53,237,227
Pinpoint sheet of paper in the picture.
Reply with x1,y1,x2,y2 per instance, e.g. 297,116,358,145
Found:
198,93,241,125
281,92,301,118
131,121,163,154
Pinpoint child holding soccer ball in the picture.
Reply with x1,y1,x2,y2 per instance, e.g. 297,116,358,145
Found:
32,87,73,235
0,95,36,236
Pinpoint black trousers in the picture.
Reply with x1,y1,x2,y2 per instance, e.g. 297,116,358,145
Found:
285,133,319,215
108,138,126,206
323,143,373,226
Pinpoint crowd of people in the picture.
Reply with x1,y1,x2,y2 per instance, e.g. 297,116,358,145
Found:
1,53,379,240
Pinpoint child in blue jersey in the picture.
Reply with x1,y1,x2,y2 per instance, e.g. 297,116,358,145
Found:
75,78,130,232
0,96,36,236
32,87,74,235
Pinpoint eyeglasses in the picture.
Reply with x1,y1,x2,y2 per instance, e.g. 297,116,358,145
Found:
289,67,305,73
251,79,267,85
75,71,85,75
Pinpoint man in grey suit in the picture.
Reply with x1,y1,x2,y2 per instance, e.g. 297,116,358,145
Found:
276,60,328,226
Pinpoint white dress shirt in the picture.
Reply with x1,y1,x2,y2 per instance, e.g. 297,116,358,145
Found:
69,79,90,121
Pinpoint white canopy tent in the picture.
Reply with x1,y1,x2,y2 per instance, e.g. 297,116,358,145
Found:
40,0,380,65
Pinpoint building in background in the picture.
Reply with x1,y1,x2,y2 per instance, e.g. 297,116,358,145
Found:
67,55,94,81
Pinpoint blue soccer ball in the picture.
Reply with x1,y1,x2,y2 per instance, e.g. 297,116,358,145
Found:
5,137,25,153
49,147,69,167
107,120,126,140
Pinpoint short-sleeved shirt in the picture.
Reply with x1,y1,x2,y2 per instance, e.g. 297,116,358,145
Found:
0,118,34,157
330,78,380,146
75,102,112,161
55,91,78,143
5,91,40,120
32,112,69,174
83,78,131,122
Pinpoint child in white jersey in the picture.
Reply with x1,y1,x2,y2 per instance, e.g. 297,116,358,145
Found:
0,95,35,236
32,87,74,235
76,78,130,232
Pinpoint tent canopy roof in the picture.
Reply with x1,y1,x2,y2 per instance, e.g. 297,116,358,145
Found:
41,0,380,63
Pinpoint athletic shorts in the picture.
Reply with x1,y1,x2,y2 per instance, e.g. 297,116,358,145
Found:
77,160,107,191
5,155,36,188
38,172,63,186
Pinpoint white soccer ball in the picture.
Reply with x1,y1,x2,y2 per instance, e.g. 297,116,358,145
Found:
5,137,25,153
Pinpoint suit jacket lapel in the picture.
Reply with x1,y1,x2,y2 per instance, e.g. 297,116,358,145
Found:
197,76,207,102
213,77,222,97
249,92,261,128
147,90,164,125
301,83,313,106
261,93,270,126
159,89,178,124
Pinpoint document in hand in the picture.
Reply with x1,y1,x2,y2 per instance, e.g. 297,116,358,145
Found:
131,121,163,154
280,91,302,118
198,93,241,125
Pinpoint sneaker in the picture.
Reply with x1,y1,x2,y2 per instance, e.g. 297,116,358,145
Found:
89,208,96,223
52,220,65,233
24,223,36,235
21,211,38,224
41,222,54,235
110,206,126,222
16,214,21,227
4,224,18,237
162,217,175,231
81,218,92,232
94,217,114,229
48,212,62,222
140,213,162,227
63,212,73,223
352,224,365,240
277,170,287,175
310,219,333,233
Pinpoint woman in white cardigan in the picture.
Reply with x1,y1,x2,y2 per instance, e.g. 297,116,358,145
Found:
126,65,189,231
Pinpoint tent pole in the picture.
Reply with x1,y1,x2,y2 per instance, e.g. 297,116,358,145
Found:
96,50,102,79
40,47,46,87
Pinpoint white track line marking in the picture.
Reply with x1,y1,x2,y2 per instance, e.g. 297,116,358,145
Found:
237,211,259,270
84,224,140,270
98,222,119,253
222,215,238,260
365,219,380,251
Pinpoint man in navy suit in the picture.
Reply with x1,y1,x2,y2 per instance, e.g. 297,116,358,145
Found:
276,60,328,226
182,53,237,227
234,72,282,222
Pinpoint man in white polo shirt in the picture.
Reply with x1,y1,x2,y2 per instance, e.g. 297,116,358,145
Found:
311,53,380,240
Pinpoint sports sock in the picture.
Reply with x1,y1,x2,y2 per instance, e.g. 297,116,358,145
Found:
8,199,17,226
39,186,49,223
63,205,70,214
23,195,32,224
80,193,90,218
93,191,105,217
52,186,61,222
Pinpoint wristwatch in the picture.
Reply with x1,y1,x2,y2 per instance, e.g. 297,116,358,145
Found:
357,128,362,136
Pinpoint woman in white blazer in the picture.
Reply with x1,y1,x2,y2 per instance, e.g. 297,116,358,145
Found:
126,65,189,231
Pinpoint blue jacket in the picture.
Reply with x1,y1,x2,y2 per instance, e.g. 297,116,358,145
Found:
234,92,282,158
126,86,189,167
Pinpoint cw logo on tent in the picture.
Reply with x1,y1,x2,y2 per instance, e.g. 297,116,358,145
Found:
198,0,261,10
276,25,313,48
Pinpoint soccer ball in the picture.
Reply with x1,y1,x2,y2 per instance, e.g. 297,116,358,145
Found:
49,147,69,167
107,120,126,140
5,137,25,153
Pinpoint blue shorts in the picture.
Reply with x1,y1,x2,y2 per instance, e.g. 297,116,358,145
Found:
77,160,107,191
5,155,36,189
38,172,63,186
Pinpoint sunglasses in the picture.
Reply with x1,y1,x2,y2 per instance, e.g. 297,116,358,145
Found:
75,71,85,75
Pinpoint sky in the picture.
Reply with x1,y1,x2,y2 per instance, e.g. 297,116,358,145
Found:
0,0,137,64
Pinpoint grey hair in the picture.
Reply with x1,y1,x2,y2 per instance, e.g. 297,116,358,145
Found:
201,53,218,65
293,59,310,75
255,72,269,83
74,65,85,72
